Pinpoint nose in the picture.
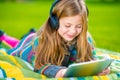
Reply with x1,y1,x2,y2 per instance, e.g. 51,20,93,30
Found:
69,27,77,35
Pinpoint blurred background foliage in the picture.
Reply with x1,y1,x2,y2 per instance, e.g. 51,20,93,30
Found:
0,0,120,52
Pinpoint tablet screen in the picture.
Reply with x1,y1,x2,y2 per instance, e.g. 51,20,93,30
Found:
64,59,113,77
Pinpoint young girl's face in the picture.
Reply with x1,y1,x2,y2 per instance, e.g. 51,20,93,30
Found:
58,14,83,42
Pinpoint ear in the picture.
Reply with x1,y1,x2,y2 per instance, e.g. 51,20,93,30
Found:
49,14,59,29
49,0,60,30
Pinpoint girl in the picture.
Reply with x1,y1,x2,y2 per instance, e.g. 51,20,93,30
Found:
1,0,110,78
34,0,110,78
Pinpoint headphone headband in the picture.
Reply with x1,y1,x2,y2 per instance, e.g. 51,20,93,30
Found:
50,0,60,16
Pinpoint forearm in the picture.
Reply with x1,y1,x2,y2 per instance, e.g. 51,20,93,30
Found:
34,64,66,78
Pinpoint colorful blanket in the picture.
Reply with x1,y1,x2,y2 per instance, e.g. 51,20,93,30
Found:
0,48,120,80
0,33,120,80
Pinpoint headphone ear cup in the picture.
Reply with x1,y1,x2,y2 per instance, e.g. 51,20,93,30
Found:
49,15,59,29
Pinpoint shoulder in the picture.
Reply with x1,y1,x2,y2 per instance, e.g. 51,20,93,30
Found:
87,32,94,45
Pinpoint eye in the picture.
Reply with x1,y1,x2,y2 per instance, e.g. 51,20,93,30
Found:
76,25,82,28
65,25,71,28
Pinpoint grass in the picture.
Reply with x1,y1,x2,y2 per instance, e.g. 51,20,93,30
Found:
0,1,53,38
0,1,120,52
87,2,120,52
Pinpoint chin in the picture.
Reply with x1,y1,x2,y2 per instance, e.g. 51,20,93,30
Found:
65,38,74,42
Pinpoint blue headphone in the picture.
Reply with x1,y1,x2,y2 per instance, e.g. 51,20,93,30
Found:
48,0,60,30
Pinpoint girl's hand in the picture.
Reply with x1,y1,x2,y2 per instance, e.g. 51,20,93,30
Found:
97,67,110,76
55,68,67,78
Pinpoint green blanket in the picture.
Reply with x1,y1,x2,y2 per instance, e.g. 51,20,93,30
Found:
0,48,120,80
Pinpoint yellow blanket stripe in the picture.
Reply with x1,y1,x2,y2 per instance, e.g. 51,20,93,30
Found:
93,76,100,80
8,55,22,68
41,75,47,79
58,78,63,80
14,78,35,80
109,54,120,60
99,76,109,80
0,61,24,78
0,49,22,68
0,49,8,55
96,50,120,60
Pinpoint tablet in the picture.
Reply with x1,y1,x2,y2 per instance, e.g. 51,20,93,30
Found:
64,59,113,77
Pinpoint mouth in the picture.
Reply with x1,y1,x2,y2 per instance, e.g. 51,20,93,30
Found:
67,34,75,38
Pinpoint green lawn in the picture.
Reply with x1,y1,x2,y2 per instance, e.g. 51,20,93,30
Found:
87,2,120,52
0,1,120,52
0,1,53,38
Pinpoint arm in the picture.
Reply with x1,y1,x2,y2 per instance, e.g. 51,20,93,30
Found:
55,68,67,78
34,64,67,78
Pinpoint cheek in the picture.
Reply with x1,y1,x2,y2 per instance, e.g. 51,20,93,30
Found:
77,29,82,35
58,28,64,35
58,27,66,36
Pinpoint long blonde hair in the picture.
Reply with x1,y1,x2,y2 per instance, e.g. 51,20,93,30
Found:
35,0,93,69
